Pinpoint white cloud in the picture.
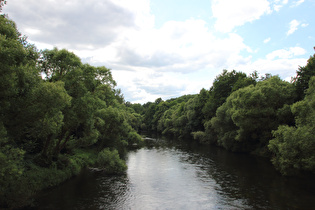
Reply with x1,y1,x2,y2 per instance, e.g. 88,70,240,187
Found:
5,0,138,49
240,58,307,81
273,0,289,11
301,23,309,27
211,0,271,33
112,68,214,103
287,19,300,35
234,47,307,81
264,37,271,43
113,0,154,29
286,20,308,36
292,0,304,7
24,28,41,35
116,20,251,71
266,47,306,60
109,19,253,103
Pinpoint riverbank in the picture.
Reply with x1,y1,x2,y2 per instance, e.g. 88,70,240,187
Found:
0,149,93,208
1,148,130,209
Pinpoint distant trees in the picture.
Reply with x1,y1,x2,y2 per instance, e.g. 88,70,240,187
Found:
132,51,315,176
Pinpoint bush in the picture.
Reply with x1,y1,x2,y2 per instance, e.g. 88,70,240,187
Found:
97,148,127,174
128,131,144,147
0,149,98,208
192,131,207,144
269,125,315,175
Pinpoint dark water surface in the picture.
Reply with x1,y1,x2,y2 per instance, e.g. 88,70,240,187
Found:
35,136,315,209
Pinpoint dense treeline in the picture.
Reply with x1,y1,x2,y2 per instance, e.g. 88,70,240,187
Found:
0,14,143,208
129,51,315,176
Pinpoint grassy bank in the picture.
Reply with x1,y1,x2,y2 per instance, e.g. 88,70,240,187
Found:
0,148,127,209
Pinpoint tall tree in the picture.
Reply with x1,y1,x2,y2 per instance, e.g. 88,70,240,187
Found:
293,48,315,101
202,70,256,121
40,48,81,82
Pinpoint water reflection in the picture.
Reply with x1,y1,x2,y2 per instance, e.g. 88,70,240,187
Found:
125,148,222,209
35,136,315,209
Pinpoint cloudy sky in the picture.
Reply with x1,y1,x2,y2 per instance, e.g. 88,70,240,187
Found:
3,0,315,103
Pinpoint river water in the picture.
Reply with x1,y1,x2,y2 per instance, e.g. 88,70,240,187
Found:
35,136,315,209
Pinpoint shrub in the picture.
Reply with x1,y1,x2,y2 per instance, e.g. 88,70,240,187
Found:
97,148,127,174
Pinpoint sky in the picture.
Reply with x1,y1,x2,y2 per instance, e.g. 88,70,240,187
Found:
2,0,315,103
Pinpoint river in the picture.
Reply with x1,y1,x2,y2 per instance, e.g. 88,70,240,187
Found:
35,135,315,209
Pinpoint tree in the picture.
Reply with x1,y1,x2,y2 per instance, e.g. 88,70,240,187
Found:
202,70,256,121
269,76,315,175
0,14,143,208
185,89,209,132
293,48,315,101
0,15,41,146
97,148,127,174
26,81,71,157
211,76,296,154
40,48,81,82
38,48,122,156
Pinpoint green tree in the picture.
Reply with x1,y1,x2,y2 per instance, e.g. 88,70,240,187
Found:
211,76,296,154
0,15,41,147
40,48,81,82
0,14,142,208
27,82,71,157
202,70,256,121
269,76,315,175
192,70,256,144
0,16,39,121
293,48,315,101
97,148,127,174
38,48,121,157
184,89,209,133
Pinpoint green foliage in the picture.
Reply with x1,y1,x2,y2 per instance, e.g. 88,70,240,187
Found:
97,148,127,174
0,145,25,206
0,15,139,208
269,76,315,175
127,131,144,146
202,70,256,121
138,70,257,140
40,48,81,81
293,49,315,100
95,107,124,147
0,122,26,207
0,15,40,124
211,76,296,153
0,148,98,208
191,131,208,144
